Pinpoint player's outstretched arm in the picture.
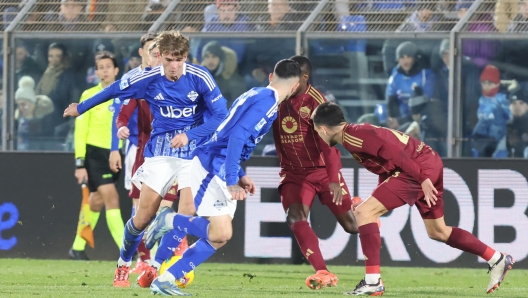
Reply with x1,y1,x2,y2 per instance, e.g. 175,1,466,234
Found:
65,79,140,117
64,103,80,117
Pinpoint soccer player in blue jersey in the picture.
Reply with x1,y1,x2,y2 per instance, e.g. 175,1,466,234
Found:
110,33,157,273
63,31,229,287
145,59,301,296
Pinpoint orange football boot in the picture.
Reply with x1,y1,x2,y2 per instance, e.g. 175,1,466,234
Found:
130,260,150,274
305,270,338,290
137,265,157,288
113,265,130,287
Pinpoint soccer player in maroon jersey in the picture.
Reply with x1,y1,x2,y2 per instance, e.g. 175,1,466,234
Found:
312,102,514,296
115,42,189,287
272,56,360,290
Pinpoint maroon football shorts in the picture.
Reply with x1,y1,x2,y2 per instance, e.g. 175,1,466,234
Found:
279,168,352,215
372,153,444,219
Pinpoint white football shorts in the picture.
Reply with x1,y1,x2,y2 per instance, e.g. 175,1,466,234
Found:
188,156,237,218
131,156,192,198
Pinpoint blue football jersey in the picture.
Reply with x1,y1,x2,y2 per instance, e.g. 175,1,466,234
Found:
110,66,141,149
77,63,228,159
194,87,280,186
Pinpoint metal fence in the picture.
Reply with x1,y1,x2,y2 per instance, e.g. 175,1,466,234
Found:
2,0,528,158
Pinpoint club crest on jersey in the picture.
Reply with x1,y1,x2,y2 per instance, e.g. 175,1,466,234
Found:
108,105,115,113
187,91,199,102
282,116,298,134
255,118,267,131
299,106,311,119
119,79,129,90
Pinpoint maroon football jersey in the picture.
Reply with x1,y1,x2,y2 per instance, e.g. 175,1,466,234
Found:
342,123,438,184
116,99,152,159
272,84,341,182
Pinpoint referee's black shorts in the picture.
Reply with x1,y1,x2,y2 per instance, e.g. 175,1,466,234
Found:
85,144,121,192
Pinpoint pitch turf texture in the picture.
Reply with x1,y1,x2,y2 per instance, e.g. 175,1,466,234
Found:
1,259,526,297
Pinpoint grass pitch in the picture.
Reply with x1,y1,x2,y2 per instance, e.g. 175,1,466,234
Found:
0,259,526,297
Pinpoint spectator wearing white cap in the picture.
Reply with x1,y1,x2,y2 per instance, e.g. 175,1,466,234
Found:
15,76,54,151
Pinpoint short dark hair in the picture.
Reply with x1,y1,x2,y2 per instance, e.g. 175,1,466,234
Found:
94,51,118,69
48,42,68,56
312,102,346,127
140,33,157,49
48,42,70,66
274,59,301,80
290,55,312,75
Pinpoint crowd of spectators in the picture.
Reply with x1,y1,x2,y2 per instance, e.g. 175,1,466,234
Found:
2,0,528,158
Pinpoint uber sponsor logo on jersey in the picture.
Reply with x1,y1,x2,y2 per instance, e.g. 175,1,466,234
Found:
255,118,267,131
159,105,197,118
188,91,199,102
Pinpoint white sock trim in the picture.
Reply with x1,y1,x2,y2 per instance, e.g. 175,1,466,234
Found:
151,260,161,271
365,274,381,285
487,251,502,267
166,213,176,230
158,271,176,283
117,257,132,267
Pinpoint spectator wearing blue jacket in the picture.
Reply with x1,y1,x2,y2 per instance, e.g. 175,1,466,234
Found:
472,65,512,157
386,41,435,130
199,0,252,64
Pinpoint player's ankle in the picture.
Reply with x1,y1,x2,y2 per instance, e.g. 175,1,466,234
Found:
157,272,176,283
365,273,380,284
117,257,132,267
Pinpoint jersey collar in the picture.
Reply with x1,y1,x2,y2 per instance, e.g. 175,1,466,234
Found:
266,85,280,103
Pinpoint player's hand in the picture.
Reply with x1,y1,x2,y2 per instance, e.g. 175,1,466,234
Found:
63,103,80,117
227,184,247,201
109,150,122,173
117,126,130,139
421,178,438,208
170,133,189,148
238,175,256,195
329,182,343,205
75,168,88,185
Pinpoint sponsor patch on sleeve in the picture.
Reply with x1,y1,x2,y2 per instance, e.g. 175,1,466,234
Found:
119,79,129,90
255,118,267,131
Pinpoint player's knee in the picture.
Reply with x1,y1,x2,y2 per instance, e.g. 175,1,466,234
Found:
427,229,449,242
208,229,232,243
133,210,156,230
286,209,307,226
352,207,368,221
342,221,359,234
178,201,196,216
